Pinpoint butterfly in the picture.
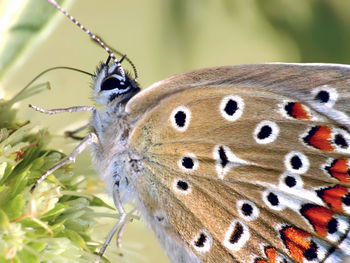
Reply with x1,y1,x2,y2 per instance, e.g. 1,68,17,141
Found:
93,62,350,263
32,1,350,262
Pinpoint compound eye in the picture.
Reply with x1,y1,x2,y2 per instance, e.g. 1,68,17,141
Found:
100,74,126,91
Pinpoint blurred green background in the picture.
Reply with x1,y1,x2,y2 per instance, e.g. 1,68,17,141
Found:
2,0,350,262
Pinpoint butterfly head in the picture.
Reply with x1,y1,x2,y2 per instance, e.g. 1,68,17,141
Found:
93,61,140,106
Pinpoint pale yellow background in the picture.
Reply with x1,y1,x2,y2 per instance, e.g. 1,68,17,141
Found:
2,0,350,262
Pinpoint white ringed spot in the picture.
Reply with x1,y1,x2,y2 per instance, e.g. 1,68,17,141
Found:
173,178,192,195
224,219,250,251
284,151,310,174
220,95,244,122
178,153,199,173
262,190,286,211
170,105,191,132
192,229,212,253
311,85,338,108
237,200,259,221
253,120,280,144
279,172,303,190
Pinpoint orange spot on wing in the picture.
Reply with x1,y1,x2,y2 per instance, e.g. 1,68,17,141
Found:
291,103,311,120
254,247,279,263
304,126,334,151
265,247,277,263
318,185,348,212
301,205,334,236
326,158,350,183
281,226,311,263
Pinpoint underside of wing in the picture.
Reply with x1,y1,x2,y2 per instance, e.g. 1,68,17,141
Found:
127,63,350,131
127,66,350,263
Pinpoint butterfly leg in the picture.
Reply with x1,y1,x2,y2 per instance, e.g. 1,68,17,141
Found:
97,219,122,260
30,132,98,192
98,184,139,259
98,186,127,258
115,208,137,248
64,123,89,140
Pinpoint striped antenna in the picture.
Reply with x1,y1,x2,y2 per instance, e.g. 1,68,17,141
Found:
47,0,126,80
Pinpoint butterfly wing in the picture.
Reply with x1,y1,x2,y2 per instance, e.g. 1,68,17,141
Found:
127,64,350,130
127,64,350,263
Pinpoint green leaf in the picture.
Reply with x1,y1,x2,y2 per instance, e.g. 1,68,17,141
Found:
61,229,88,251
29,241,47,253
90,196,115,210
0,209,9,228
17,249,38,263
6,170,28,199
0,162,13,185
5,195,24,220
39,203,66,222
